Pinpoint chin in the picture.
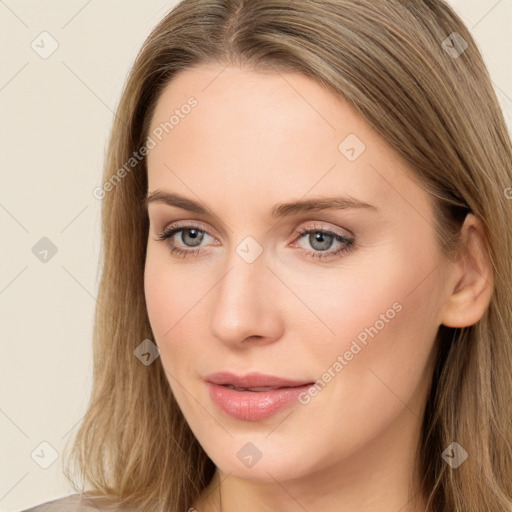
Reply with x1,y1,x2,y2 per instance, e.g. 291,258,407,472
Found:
203,435,321,483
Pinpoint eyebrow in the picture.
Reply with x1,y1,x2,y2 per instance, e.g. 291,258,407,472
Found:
144,191,379,218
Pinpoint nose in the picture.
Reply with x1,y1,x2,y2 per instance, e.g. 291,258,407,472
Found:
208,244,285,349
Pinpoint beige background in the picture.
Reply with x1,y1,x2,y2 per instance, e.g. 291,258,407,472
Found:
1,1,511,511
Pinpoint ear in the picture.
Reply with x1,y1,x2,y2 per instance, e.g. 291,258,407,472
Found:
440,213,494,328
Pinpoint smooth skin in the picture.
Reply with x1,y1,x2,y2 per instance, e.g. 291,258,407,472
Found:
143,63,494,512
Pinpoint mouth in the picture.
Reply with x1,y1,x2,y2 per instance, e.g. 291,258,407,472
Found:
222,384,296,392
205,372,315,421
205,371,314,389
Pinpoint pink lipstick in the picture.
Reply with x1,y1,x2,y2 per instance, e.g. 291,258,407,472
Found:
205,371,315,421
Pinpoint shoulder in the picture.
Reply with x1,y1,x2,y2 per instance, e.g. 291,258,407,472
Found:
19,492,132,512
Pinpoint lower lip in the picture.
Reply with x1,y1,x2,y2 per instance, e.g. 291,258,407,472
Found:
207,382,314,421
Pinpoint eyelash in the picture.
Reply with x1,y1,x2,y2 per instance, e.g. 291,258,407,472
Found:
155,222,355,261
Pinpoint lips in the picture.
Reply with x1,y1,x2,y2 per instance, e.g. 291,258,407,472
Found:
205,371,315,421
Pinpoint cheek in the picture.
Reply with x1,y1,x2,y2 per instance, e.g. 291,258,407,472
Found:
144,255,171,339
285,257,441,466
298,236,442,397
144,252,185,355
307,249,441,419
143,251,210,377
144,241,199,331
293,248,435,352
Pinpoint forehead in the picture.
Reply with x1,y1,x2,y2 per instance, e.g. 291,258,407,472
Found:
145,63,428,222
148,63,370,147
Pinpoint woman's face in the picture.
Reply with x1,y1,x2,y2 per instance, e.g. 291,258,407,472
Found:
144,63,454,485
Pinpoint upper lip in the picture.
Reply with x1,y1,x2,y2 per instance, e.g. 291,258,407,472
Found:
205,371,314,389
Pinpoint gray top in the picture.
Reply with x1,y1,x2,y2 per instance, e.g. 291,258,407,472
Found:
19,493,135,512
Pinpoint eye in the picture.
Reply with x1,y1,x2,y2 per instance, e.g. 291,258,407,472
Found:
291,222,355,260
155,223,215,258
155,222,355,261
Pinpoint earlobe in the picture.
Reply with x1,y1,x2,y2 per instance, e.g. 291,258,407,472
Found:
440,214,494,328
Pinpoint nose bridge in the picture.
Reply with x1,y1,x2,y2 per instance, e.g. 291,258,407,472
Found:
222,234,268,299
209,238,281,345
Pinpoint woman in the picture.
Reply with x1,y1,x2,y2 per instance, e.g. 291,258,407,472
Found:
22,0,512,511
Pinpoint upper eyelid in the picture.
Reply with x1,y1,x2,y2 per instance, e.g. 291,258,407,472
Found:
162,220,217,240
296,222,353,236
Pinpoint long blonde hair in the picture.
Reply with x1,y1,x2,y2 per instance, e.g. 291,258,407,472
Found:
63,1,512,510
